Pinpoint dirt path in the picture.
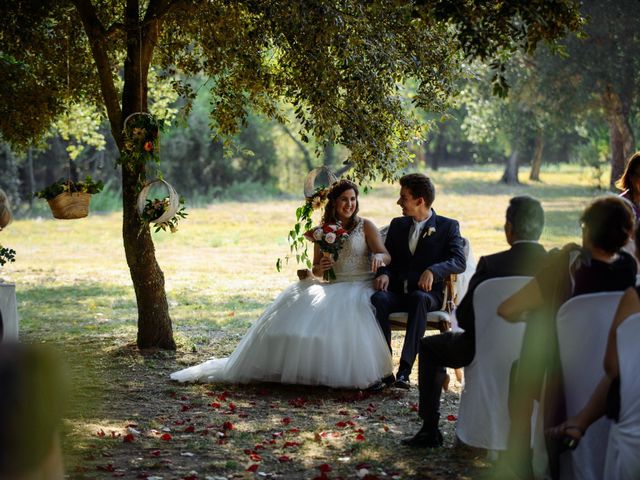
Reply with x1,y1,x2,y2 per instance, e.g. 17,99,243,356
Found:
51,334,492,480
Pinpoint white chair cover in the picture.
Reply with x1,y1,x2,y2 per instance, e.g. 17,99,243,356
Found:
556,292,623,480
604,313,640,480
456,276,533,450
0,282,19,342
454,240,476,306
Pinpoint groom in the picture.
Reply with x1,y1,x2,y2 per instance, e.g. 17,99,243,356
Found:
372,173,466,389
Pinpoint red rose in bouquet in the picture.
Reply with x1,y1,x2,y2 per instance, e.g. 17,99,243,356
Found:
304,222,350,281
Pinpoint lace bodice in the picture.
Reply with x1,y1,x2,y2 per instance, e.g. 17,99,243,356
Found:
332,218,374,282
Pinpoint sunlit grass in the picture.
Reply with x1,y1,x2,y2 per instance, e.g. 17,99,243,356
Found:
2,164,606,341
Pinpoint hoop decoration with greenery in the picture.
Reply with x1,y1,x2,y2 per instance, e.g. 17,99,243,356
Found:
0,245,16,268
121,112,163,168
34,176,104,220
276,167,338,272
122,112,187,234
137,179,186,233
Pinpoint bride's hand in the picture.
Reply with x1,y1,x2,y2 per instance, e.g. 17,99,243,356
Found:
371,253,386,273
312,255,334,276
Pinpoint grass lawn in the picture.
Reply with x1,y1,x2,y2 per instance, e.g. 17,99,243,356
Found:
1,165,606,479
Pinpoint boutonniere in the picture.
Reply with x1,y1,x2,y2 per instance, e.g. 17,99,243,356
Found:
423,227,436,238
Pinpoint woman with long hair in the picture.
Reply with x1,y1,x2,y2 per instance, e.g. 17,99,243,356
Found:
171,179,393,389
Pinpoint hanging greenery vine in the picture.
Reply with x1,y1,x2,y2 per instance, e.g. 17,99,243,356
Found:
121,113,187,233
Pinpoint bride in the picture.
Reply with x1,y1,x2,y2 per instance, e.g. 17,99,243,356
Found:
171,179,393,389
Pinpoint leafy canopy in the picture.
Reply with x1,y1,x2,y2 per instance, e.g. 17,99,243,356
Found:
1,0,582,183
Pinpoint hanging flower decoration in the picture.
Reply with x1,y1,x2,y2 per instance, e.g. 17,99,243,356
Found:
120,113,164,168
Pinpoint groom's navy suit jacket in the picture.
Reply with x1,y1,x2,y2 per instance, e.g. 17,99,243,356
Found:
379,210,466,300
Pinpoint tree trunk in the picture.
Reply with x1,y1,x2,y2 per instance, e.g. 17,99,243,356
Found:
281,124,313,171
501,148,520,184
122,15,175,350
323,142,335,167
27,147,35,208
602,86,635,190
529,129,544,181
72,0,175,349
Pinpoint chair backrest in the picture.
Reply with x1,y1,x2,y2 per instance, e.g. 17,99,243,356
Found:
604,313,640,479
456,276,533,450
556,292,624,480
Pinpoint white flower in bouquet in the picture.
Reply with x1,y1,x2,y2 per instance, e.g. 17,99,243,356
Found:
313,228,324,241
325,232,337,244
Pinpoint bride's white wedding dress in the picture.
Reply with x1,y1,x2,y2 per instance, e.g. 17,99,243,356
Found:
171,218,393,389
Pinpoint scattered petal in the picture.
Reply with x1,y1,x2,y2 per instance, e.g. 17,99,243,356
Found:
246,464,259,472
278,455,291,462
318,463,332,473
447,414,458,421
282,417,291,425
184,425,195,433
160,433,172,441
123,433,135,443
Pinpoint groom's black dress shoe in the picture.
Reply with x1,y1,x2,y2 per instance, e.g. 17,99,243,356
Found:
393,373,411,389
401,428,443,448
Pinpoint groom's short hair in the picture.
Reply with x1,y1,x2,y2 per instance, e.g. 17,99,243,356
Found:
506,196,544,241
400,173,435,207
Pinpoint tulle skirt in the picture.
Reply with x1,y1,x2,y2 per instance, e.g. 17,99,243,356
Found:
171,278,393,389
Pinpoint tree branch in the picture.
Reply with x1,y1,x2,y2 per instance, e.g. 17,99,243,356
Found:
71,0,123,145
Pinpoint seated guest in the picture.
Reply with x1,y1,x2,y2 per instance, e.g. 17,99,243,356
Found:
498,196,637,478
401,195,547,448
0,343,67,480
547,223,640,478
372,173,466,389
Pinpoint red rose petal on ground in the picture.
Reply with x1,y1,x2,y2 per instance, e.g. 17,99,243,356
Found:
249,453,262,462
288,428,300,434
228,403,236,412
97,430,106,437
336,421,347,428
284,441,300,448
210,402,221,409
282,417,291,425
447,414,458,421
355,433,366,441
339,410,349,416
410,403,418,412
160,433,172,441
222,421,234,431
181,404,191,412
254,444,264,450
184,425,195,433
318,463,332,473
174,420,186,425
150,450,161,457
247,464,259,472
123,433,135,443
180,396,188,401
278,455,291,462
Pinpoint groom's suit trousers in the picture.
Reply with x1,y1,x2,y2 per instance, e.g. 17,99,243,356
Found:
371,289,441,374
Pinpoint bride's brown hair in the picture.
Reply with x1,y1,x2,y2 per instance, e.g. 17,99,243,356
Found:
322,179,360,229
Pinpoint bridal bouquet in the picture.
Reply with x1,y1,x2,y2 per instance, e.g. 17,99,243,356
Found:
304,223,349,281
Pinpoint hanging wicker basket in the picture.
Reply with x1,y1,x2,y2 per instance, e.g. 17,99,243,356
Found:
47,192,91,220
137,179,179,224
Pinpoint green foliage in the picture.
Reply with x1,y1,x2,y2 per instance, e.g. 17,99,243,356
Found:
276,186,329,271
121,114,164,170
33,176,104,200
0,245,16,267
139,196,188,234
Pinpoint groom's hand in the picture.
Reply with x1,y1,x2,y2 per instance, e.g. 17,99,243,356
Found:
374,274,389,291
418,269,434,292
